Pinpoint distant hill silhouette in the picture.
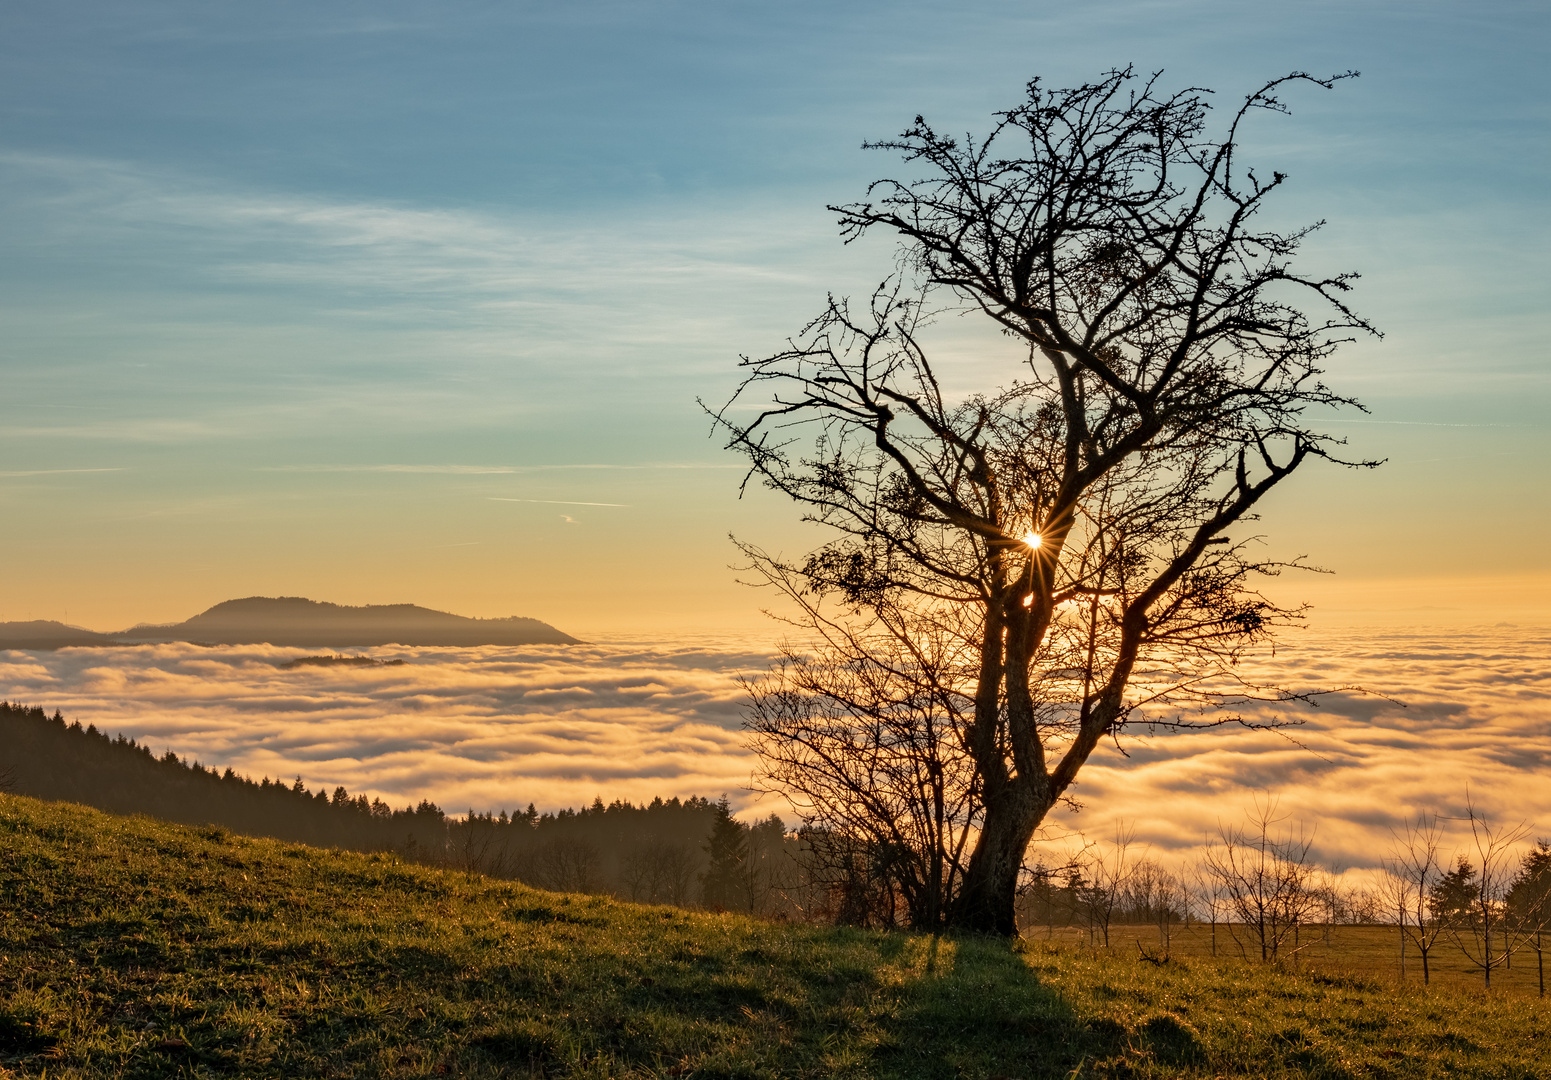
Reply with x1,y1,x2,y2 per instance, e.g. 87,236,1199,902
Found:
0,621,117,650
120,596,581,647
0,597,580,649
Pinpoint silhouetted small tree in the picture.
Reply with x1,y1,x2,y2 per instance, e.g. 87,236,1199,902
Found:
1384,811,1448,984
1126,858,1183,948
702,797,751,910
1439,804,1532,991
1017,861,1062,937
742,614,979,929
1073,825,1136,948
621,840,699,906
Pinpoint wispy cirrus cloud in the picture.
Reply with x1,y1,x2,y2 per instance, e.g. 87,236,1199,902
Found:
0,150,841,444
0,468,125,477
0,151,827,330
488,498,629,508
258,464,743,473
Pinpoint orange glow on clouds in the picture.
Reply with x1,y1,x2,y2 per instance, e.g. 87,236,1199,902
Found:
1,622,1546,874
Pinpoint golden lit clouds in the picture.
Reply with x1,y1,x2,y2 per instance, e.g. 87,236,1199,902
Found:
1055,624,1551,878
0,638,775,815
1,625,1546,871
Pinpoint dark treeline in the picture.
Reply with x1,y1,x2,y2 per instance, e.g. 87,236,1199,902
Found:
0,702,448,851
0,702,810,915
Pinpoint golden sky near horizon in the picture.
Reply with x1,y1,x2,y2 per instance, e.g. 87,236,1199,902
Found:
1,2,1546,637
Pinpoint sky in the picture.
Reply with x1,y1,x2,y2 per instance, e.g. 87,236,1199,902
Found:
1,0,1548,635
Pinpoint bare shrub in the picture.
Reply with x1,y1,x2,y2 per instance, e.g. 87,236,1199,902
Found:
743,608,979,930
529,838,603,894
620,840,698,906
798,829,905,928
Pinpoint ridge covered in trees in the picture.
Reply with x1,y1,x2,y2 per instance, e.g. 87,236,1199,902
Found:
0,702,787,911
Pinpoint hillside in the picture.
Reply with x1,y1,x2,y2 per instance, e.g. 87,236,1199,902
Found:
0,596,580,650
0,620,116,650
2,795,1546,1079
0,702,743,906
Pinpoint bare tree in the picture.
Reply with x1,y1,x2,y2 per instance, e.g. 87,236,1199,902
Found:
1383,811,1448,984
739,814,791,916
1073,824,1137,948
1128,857,1183,949
1439,802,1531,990
619,844,656,902
713,67,1377,935
1201,798,1320,962
450,811,514,878
1342,885,1384,927
659,843,700,907
1192,859,1228,957
1306,868,1346,946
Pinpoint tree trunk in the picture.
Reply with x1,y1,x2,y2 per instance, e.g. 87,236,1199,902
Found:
1485,911,1493,990
949,782,1048,934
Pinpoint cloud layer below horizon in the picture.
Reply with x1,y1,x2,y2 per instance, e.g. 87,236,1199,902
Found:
1,624,1546,880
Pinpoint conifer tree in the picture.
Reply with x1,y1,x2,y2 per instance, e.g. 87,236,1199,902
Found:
1430,858,1479,928
702,796,750,910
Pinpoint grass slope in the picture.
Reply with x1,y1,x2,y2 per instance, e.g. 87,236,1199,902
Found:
1,796,1546,1079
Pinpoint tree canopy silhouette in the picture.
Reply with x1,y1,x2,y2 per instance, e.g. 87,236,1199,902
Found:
714,67,1377,935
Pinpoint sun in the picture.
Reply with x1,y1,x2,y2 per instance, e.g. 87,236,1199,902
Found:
1022,531,1042,550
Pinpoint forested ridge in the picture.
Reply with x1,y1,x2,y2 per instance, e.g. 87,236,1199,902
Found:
0,702,786,911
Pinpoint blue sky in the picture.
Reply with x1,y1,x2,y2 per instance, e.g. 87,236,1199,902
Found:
1,0,1547,632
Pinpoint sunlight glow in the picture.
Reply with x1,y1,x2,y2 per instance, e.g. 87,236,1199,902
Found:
1022,531,1042,550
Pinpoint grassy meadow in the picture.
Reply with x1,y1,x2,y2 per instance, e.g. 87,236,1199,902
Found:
1,794,1547,1079
1028,922,1550,999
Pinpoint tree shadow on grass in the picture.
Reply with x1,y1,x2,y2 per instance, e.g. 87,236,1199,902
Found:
876,935,1203,1079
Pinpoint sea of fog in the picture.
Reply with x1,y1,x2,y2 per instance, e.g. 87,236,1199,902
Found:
2,624,1547,877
